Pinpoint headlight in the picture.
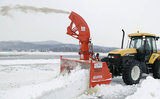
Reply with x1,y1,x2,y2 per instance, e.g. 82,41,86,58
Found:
107,55,118,59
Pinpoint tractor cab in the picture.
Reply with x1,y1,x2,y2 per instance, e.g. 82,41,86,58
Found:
128,32,159,62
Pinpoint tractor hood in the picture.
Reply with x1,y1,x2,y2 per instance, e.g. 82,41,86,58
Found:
109,48,137,56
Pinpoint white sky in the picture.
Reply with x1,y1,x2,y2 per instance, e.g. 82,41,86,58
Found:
0,0,160,48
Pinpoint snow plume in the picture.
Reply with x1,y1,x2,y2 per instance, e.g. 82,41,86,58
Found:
0,5,70,16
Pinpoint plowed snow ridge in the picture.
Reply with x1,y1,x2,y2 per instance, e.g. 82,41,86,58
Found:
0,67,89,99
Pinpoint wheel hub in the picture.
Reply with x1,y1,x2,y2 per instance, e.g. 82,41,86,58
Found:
131,65,140,81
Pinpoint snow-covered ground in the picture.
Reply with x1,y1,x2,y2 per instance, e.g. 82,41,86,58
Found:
0,52,159,99
0,52,108,56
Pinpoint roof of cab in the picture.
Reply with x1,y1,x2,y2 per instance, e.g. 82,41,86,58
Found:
128,31,156,37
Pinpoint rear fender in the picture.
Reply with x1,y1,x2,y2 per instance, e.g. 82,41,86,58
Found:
149,53,160,64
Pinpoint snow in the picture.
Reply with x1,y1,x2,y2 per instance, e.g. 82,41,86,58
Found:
0,59,60,90
126,76,160,99
0,52,160,99
0,51,107,56
0,59,59,65
0,68,89,99
0,52,78,56
77,77,139,99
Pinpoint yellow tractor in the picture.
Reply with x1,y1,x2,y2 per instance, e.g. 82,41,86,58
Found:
101,30,160,85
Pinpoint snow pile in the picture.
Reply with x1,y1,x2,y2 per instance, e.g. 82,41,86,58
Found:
97,84,137,99
0,67,89,99
126,76,160,99
78,77,138,99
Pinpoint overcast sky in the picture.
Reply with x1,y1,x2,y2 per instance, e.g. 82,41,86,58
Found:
0,0,160,48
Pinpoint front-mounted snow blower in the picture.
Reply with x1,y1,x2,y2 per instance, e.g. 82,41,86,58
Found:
60,11,112,88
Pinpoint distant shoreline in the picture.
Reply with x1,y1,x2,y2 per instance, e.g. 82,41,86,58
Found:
0,41,118,53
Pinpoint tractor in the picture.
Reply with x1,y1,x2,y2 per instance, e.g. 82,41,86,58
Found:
101,30,160,85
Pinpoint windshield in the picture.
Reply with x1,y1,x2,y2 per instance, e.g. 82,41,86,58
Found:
129,37,144,49
146,37,157,52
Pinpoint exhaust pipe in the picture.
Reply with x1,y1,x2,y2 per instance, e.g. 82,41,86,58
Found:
121,29,125,49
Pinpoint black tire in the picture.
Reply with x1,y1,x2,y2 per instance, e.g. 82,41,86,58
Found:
153,59,160,79
122,60,142,85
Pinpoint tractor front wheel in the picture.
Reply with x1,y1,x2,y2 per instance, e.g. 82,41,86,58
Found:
122,60,142,85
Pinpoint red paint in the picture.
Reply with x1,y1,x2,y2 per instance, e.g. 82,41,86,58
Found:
67,12,90,60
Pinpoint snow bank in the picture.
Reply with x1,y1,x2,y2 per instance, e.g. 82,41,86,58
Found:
126,76,160,99
0,68,89,99
78,77,138,99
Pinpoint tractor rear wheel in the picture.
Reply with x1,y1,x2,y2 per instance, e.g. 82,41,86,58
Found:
122,60,142,85
153,59,160,79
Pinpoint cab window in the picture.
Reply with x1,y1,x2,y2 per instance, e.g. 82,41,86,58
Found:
129,37,144,50
145,37,157,52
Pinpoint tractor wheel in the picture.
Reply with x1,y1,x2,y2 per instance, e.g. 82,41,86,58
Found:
153,59,160,79
122,60,142,85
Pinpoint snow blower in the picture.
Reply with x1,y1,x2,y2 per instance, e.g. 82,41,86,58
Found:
60,12,112,88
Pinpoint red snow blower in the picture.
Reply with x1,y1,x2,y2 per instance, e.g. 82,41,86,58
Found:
60,12,112,88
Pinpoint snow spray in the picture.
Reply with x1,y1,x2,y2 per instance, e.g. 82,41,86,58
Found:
0,5,70,16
